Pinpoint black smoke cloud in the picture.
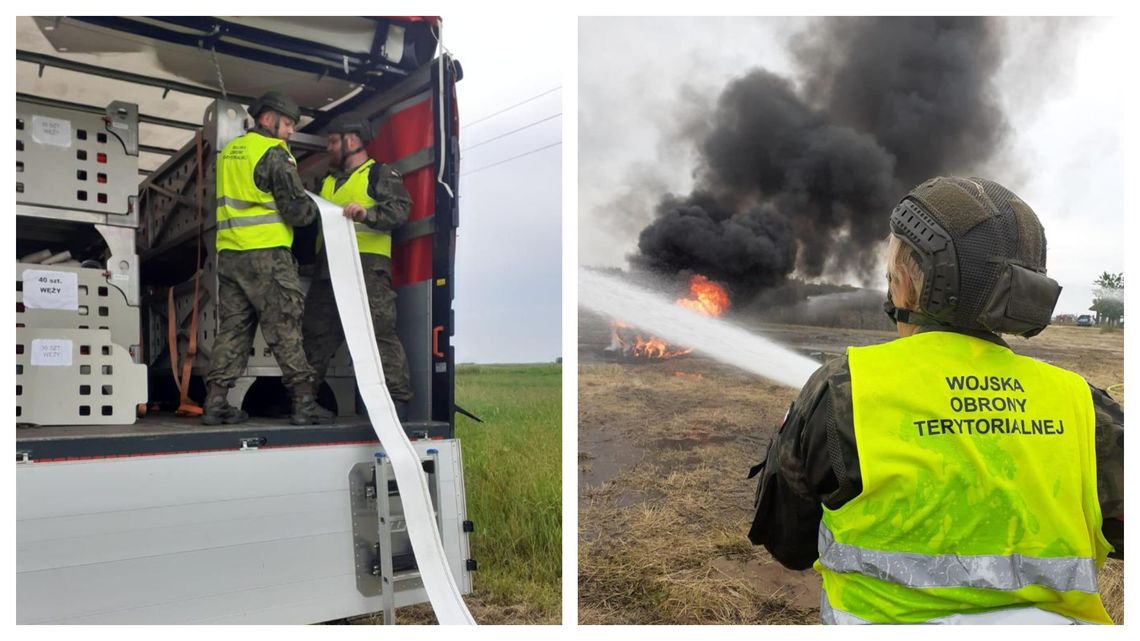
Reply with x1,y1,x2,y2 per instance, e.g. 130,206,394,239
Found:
795,17,1007,189
635,17,1008,296
635,191,796,296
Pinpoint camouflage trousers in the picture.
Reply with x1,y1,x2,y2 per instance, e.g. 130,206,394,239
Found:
302,259,412,402
205,247,316,389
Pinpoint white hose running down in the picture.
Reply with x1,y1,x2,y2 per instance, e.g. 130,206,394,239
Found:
579,269,820,389
313,192,475,625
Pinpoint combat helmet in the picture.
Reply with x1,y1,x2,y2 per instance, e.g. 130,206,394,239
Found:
326,112,375,144
886,176,1062,338
249,91,301,122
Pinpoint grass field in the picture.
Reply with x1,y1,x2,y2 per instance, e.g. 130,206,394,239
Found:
388,363,562,624
456,363,562,622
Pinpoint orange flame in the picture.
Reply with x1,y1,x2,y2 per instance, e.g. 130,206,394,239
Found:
633,336,694,359
608,321,694,359
608,274,730,361
676,275,730,317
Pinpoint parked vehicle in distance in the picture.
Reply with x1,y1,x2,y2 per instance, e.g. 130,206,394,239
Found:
1077,314,1093,327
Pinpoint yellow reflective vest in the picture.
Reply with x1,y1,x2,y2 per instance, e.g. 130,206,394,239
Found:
319,159,393,257
215,131,295,251
818,331,1112,624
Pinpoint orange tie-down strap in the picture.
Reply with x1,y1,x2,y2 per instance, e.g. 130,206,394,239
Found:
167,130,207,417
167,273,203,417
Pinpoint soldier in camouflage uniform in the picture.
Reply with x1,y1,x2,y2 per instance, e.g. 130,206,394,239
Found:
748,177,1123,623
748,348,1124,567
302,112,414,419
202,91,335,426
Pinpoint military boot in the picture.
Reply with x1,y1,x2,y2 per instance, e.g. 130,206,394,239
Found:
201,384,249,425
290,382,336,425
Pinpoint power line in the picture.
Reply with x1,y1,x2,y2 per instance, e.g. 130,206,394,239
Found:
464,113,562,152
462,141,562,177
464,86,561,128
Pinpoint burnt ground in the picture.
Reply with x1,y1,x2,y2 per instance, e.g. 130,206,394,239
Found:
577,309,1124,624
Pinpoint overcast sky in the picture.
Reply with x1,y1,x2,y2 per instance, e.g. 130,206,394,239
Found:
444,14,562,363
579,17,1124,318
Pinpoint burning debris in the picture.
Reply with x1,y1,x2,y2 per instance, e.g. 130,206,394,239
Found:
607,275,730,360
609,321,695,360
634,17,1008,296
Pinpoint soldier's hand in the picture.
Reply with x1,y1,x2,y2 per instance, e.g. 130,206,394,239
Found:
343,203,367,221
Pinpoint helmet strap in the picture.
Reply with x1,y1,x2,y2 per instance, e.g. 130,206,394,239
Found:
883,295,945,328
342,139,369,172
266,112,283,138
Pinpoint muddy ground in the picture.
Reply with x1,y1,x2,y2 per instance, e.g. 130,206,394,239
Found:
578,310,1124,624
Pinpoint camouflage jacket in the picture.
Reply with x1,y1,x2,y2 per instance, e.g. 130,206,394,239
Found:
748,326,1125,570
250,125,319,228
314,159,412,278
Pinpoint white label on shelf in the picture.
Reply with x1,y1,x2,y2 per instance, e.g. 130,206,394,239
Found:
31,339,73,367
31,115,72,148
22,270,79,310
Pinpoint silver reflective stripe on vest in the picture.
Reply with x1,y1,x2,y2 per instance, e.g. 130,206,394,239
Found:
818,523,1098,593
218,196,277,210
820,592,1086,625
215,212,285,229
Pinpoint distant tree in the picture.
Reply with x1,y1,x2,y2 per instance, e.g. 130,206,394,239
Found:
1092,272,1124,327
1097,272,1124,290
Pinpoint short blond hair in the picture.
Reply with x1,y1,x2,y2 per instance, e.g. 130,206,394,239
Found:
886,234,924,310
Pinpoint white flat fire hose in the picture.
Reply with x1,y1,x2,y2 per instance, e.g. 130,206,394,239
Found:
312,192,476,625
